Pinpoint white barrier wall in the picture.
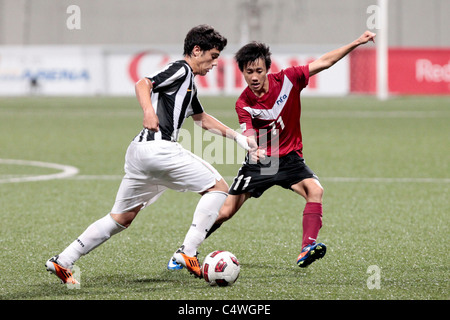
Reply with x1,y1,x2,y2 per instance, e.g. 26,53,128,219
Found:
0,46,105,96
0,46,349,96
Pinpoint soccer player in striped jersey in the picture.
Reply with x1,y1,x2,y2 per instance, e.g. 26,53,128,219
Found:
45,25,255,283
205,31,376,268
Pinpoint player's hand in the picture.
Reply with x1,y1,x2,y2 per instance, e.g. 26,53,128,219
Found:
358,31,376,44
247,137,258,151
143,112,159,132
249,148,266,163
244,136,265,163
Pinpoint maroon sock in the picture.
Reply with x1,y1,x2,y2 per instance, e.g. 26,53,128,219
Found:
302,202,323,249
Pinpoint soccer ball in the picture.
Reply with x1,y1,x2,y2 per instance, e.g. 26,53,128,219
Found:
202,250,240,286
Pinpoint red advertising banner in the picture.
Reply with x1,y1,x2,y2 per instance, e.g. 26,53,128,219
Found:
350,48,450,95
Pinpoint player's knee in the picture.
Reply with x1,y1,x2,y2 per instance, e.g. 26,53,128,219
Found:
306,182,324,203
110,206,141,228
314,184,324,197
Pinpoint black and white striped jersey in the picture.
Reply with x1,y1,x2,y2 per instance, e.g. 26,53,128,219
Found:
133,60,204,142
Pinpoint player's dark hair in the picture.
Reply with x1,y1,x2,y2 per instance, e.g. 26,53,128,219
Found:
183,24,227,56
235,42,272,72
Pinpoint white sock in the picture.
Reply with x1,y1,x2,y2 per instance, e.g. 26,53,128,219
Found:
182,191,227,256
58,214,125,267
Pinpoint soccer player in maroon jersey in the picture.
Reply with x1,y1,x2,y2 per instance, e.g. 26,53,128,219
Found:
207,31,376,268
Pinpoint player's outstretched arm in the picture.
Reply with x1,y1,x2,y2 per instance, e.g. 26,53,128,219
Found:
192,112,257,151
309,31,376,76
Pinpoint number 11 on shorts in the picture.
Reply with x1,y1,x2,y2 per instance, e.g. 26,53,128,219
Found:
233,175,251,191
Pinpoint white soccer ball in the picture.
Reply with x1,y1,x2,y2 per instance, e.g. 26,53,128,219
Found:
202,250,240,286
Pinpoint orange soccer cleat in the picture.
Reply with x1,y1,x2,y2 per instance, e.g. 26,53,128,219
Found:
174,249,202,278
45,255,79,284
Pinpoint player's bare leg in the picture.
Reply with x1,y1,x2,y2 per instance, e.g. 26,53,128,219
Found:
203,192,251,240
291,178,323,203
216,193,251,224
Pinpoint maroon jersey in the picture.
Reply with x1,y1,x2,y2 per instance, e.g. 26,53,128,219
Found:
236,65,309,157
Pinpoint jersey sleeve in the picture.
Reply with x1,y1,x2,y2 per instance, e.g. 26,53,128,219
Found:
191,92,204,115
285,65,309,90
146,61,187,92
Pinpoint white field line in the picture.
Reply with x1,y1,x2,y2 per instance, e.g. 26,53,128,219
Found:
0,159,79,183
69,175,450,184
0,159,448,184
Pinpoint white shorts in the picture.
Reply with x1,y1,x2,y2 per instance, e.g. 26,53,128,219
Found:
110,140,222,214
